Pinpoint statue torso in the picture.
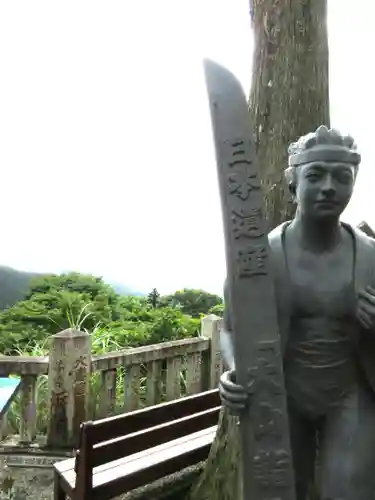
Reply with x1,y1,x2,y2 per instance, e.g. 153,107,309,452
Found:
282,225,361,418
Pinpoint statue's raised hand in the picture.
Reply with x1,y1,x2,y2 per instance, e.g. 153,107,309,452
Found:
219,369,250,414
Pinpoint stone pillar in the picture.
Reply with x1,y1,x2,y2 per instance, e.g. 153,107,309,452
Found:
47,329,91,449
200,314,223,390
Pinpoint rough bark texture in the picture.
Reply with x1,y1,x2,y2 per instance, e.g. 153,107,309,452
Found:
190,1,329,498
251,0,329,230
189,408,241,500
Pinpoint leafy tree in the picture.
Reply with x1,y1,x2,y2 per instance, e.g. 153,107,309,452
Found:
208,303,224,317
0,272,201,355
147,288,160,308
160,289,223,318
0,288,116,354
26,272,118,302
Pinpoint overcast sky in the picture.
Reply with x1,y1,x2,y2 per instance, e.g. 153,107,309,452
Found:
0,0,374,295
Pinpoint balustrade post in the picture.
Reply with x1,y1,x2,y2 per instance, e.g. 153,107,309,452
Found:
46,329,91,449
200,314,223,390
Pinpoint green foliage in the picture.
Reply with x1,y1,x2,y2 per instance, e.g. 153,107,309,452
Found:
26,272,117,302
209,303,224,317
0,273,202,355
160,288,223,318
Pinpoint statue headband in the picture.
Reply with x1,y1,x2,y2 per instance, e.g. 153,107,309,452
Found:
288,145,361,167
287,125,361,168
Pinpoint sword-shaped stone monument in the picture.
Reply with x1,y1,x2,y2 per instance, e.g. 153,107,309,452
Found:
204,59,296,500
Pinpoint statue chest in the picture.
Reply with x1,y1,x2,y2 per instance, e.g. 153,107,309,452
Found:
283,240,359,416
285,235,355,319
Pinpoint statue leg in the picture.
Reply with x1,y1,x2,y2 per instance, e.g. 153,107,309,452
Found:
288,405,317,500
319,383,375,500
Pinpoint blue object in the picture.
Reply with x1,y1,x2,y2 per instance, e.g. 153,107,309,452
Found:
0,377,21,417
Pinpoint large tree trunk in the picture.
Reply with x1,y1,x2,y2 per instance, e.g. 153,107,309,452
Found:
251,0,329,229
190,1,329,499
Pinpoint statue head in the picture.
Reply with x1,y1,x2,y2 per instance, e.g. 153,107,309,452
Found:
285,125,361,219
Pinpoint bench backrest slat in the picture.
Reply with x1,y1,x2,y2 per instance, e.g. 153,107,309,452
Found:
92,428,216,500
90,389,220,445
90,405,221,468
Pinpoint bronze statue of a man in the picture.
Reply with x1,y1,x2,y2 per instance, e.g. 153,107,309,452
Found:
220,125,375,500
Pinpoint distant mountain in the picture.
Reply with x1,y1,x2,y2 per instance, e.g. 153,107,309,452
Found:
0,266,40,310
108,281,145,297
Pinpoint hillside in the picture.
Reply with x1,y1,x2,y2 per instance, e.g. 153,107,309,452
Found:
0,266,40,310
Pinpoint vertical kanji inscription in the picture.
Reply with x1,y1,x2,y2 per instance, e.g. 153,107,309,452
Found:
253,402,283,440
228,171,260,201
205,60,295,500
231,207,264,239
253,449,292,489
247,340,283,394
225,138,260,203
236,244,268,277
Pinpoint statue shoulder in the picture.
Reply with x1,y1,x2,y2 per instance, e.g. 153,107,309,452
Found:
350,224,375,253
268,221,290,253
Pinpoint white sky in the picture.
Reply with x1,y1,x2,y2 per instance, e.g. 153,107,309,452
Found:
0,0,374,296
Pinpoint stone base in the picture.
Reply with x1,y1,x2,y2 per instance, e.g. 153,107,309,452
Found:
0,443,71,500
0,444,203,500
0,434,72,468
0,458,54,500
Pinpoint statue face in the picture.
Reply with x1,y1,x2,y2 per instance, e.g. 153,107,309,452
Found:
295,161,356,219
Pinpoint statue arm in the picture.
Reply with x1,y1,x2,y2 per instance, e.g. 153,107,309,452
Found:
356,236,375,332
221,279,235,371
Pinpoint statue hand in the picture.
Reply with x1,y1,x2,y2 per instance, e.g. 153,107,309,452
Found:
219,369,250,415
357,286,375,330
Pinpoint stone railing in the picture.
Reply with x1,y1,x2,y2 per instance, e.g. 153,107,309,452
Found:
0,356,48,444
0,314,222,450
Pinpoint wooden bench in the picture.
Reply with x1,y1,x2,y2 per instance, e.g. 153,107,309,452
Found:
54,388,220,500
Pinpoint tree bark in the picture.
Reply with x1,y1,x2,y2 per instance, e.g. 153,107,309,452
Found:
189,408,241,500
250,0,329,229
190,1,329,498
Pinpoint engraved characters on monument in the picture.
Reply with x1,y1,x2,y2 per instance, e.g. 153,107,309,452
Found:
204,59,295,500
